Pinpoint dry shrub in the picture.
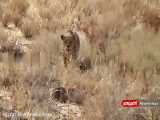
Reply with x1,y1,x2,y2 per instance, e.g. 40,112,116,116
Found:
39,7,52,20
83,64,160,120
142,7,160,32
0,5,2,21
77,0,122,30
78,19,108,63
33,30,63,67
82,66,126,120
38,3,63,31
1,11,12,27
37,0,81,30
0,39,24,63
70,0,79,11
8,0,29,15
1,9,22,27
0,29,8,62
107,25,160,80
1,0,29,27
0,65,58,119
0,66,20,89
41,19,62,32
122,0,144,19
55,63,91,93
37,0,68,17
0,28,8,43
19,18,40,38
14,87,28,111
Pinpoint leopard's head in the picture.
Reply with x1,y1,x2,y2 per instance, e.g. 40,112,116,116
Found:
61,30,74,47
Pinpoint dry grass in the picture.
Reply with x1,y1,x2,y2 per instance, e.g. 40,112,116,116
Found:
39,7,52,20
1,0,29,27
0,6,2,21
19,18,40,38
0,28,8,43
2,10,22,27
142,8,160,32
8,0,29,15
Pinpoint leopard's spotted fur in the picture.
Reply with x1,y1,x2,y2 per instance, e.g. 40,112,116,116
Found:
61,30,80,67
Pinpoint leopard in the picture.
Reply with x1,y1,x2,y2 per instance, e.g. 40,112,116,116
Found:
61,29,92,72
60,30,80,67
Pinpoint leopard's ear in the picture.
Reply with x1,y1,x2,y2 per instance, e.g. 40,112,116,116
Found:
68,30,73,35
61,35,64,40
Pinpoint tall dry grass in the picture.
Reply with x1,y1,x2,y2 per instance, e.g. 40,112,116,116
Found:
1,0,29,27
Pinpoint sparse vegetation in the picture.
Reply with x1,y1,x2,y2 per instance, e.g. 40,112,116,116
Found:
2,10,21,27
8,0,29,16
19,18,40,38
1,0,29,27
0,0,160,120
0,28,7,42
